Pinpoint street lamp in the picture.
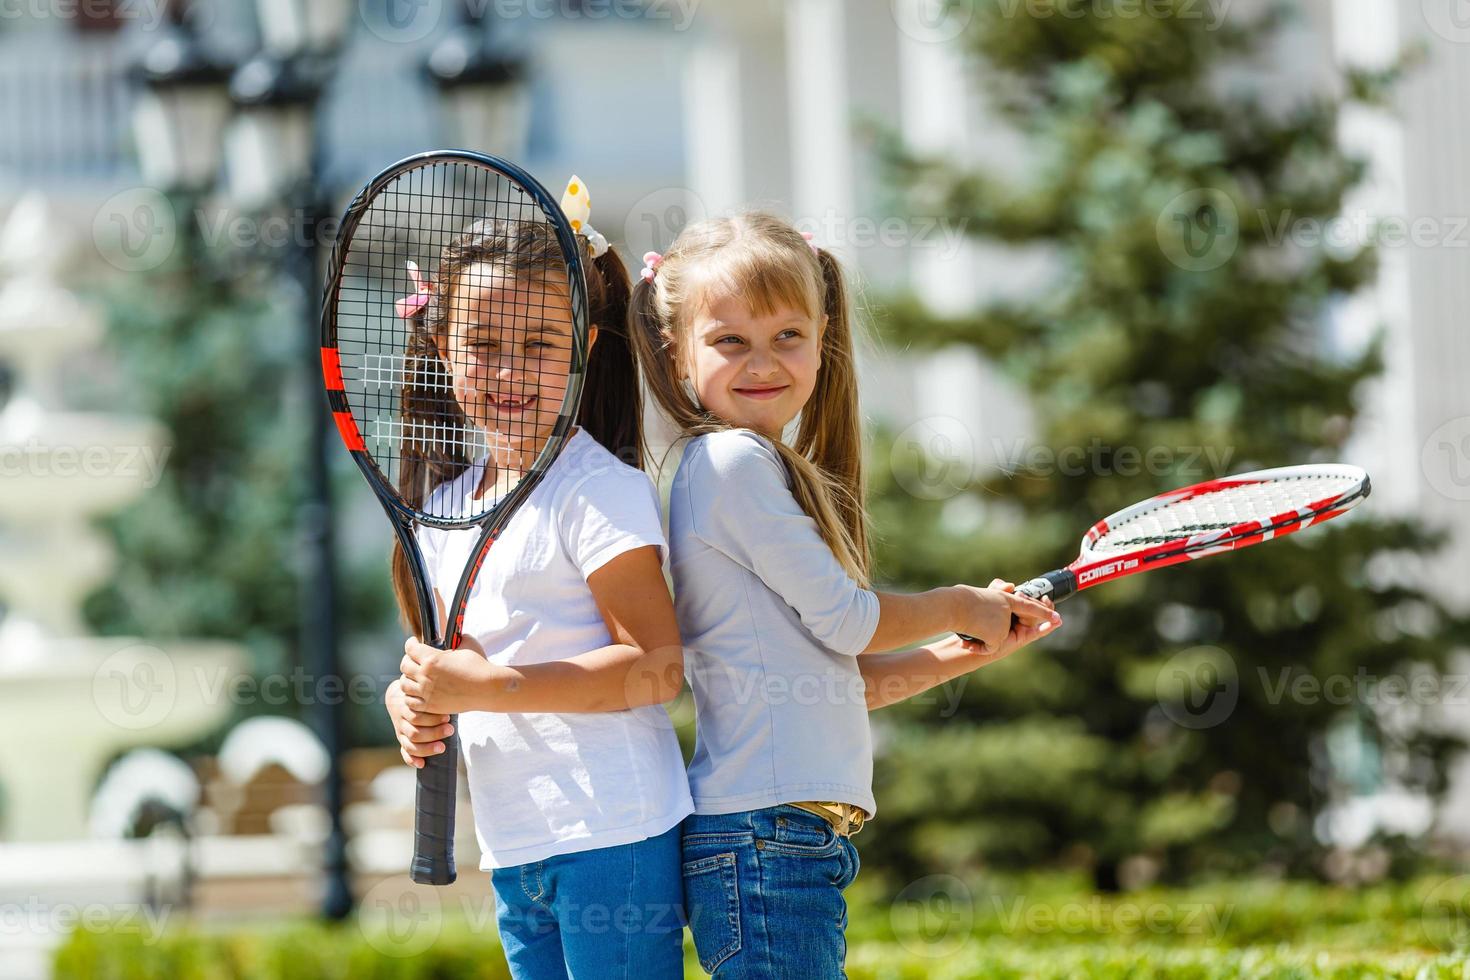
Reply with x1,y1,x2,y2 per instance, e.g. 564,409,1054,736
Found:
225,0,350,208
130,5,233,192
222,0,355,922
425,3,530,157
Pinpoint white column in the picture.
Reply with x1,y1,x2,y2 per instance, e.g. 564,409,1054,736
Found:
894,0,1031,476
785,0,855,257
1329,0,1420,515
682,36,744,215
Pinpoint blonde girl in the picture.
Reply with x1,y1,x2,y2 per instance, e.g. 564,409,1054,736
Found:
628,212,1061,977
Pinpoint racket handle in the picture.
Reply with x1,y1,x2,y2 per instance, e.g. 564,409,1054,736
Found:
410,719,460,886
957,569,1076,644
1015,569,1077,603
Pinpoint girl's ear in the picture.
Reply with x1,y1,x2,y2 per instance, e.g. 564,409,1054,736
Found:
587,324,600,352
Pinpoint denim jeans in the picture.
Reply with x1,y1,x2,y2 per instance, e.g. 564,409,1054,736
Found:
681,805,862,978
489,825,686,980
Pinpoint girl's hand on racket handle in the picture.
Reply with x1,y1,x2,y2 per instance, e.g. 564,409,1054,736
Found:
952,580,1059,648
399,633,496,716
385,677,455,770
956,579,1061,659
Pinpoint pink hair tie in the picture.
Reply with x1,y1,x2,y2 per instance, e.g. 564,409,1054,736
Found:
800,230,820,256
394,260,433,319
640,250,664,282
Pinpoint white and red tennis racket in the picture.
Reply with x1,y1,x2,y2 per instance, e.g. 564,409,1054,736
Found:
964,464,1370,639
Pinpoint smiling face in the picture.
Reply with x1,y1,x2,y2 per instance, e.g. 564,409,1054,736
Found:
683,288,826,439
437,261,589,462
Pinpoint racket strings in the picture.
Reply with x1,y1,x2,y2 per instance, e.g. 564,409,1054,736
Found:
332,160,576,524
1091,473,1362,553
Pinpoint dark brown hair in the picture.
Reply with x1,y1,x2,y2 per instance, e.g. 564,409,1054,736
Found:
391,218,641,638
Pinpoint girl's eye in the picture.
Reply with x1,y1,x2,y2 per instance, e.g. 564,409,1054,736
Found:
716,336,742,346
778,329,801,341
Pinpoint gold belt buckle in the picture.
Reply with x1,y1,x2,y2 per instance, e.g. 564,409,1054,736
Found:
789,801,867,837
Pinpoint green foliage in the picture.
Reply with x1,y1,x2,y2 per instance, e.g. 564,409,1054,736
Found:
865,0,1470,886
53,875,1470,978
76,212,398,736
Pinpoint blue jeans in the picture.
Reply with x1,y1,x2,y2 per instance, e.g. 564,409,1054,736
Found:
681,806,862,978
490,825,686,980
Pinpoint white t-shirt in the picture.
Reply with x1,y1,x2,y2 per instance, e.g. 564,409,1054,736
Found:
415,428,693,870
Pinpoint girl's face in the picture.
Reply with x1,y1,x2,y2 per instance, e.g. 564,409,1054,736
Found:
683,289,825,439
437,262,593,457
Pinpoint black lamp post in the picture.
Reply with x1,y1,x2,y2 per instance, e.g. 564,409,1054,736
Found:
226,0,354,922
131,3,233,193
425,0,530,156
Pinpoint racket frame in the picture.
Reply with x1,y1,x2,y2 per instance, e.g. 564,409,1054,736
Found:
1015,463,1372,602
320,149,590,885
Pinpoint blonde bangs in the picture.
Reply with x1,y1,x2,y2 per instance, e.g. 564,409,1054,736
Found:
680,234,823,329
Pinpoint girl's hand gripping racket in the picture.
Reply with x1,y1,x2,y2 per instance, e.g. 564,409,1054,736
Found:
321,151,590,885
960,464,1371,642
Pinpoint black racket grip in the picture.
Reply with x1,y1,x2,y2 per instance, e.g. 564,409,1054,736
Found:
957,569,1076,644
410,717,460,886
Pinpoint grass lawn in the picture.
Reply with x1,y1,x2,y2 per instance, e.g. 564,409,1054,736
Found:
54,872,1470,978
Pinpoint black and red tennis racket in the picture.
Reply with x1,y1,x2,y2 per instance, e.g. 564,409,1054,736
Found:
964,464,1371,640
321,150,590,885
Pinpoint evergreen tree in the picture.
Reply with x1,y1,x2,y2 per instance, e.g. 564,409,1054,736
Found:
866,0,1468,887
78,203,395,740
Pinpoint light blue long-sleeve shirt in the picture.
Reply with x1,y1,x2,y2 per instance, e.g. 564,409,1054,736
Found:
668,429,881,817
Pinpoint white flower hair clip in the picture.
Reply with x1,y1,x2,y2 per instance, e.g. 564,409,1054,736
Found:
560,174,609,258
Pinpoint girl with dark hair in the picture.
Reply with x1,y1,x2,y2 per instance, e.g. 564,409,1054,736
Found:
384,179,692,979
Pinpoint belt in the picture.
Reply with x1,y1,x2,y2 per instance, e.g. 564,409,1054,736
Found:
787,801,867,837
